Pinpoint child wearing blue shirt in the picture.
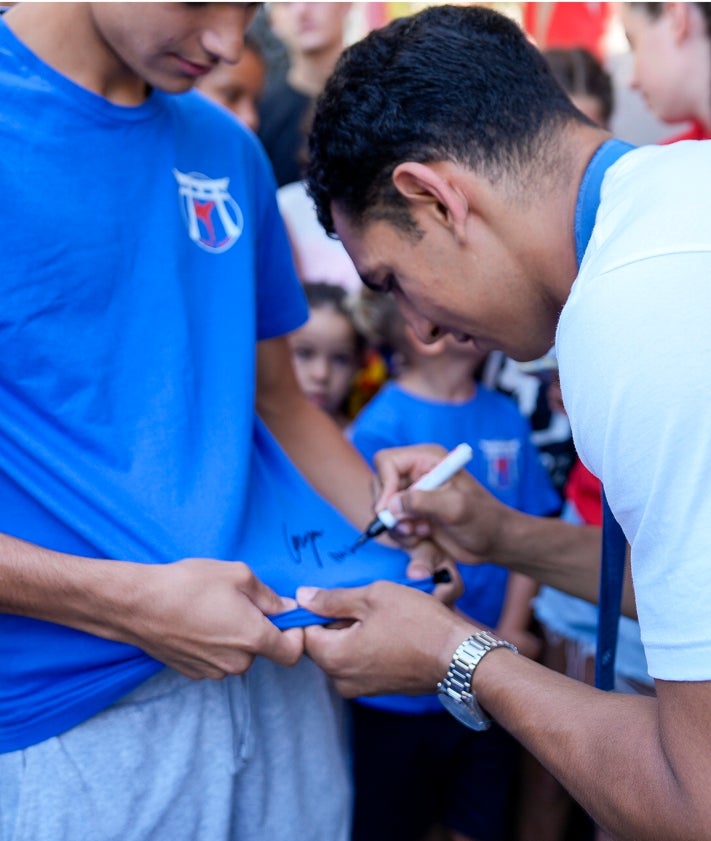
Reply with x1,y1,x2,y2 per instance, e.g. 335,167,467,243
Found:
348,290,560,841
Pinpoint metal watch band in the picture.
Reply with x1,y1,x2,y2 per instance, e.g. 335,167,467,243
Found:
437,630,518,711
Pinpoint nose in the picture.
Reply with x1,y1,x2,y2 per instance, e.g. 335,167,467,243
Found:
289,3,311,23
201,5,254,65
306,354,330,383
396,297,443,345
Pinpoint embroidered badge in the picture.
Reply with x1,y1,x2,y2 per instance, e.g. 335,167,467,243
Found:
173,169,244,253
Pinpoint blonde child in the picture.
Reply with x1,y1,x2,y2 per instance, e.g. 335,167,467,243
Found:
288,281,367,429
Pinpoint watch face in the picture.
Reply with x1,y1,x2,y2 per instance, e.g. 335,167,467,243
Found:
438,691,491,732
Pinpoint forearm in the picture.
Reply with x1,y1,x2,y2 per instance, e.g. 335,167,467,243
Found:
0,533,303,676
300,550,707,841
474,652,707,841
257,338,375,530
0,532,143,640
492,511,636,618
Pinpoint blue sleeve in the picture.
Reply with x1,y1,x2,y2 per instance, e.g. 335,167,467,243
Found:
251,143,308,340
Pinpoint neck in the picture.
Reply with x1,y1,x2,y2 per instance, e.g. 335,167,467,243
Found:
521,123,612,310
397,357,478,403
5,2,147,105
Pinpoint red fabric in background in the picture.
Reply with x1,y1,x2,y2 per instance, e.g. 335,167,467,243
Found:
661,121,711,144
565,459,603,527
522,2,613,62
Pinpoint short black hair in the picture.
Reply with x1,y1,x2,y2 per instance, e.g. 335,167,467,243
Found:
306,4,584,236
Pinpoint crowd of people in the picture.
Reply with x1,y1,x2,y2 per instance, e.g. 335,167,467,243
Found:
1,3,710,841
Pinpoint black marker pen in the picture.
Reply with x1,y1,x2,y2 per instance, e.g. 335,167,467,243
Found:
351,442,474,551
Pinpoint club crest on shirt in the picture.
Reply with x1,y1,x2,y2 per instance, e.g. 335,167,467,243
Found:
479,439,520,490
173,169,243,253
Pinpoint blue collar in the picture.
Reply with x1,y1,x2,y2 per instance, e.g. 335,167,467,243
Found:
574,139,635,267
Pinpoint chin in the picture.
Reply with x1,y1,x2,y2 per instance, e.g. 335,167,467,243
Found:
146,72,199,95
307,395,329,411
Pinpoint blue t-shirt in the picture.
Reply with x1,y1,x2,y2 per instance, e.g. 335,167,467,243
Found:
0,21,409,752
349,381,560,713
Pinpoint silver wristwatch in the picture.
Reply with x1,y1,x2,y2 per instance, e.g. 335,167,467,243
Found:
437,631,518,731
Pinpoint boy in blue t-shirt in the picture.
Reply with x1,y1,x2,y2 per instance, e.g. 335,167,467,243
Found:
0,5,441,841
347,290,560,841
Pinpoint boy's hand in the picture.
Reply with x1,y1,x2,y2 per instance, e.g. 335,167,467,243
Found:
117,559,304,679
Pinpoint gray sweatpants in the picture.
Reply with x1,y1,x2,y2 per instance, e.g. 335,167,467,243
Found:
0,656,351,841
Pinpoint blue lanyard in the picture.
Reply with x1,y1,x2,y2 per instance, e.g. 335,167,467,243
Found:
574,139,635,691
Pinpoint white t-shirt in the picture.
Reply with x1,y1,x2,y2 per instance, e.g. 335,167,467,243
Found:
557,140,711,681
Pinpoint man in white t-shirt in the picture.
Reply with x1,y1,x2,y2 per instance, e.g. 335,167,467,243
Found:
298,6,711,841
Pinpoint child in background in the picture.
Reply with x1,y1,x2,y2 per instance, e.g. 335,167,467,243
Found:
195,32,266,133
620,2,711,142
347,290,561,841
288,282,366,430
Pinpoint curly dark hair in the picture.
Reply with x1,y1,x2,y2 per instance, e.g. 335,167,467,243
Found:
306,4,587,237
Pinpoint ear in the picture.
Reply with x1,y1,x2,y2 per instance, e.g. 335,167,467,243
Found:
392,162,470,243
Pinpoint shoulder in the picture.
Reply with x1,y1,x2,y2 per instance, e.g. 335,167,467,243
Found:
166,89,261,148
582,141,711,281
603,141,710,203
165,90,278,195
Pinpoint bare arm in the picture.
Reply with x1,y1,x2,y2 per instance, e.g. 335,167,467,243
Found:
256,335,376,531
0,533,303,678
299,582,711,841
372,444,636,618
489,503,635,618
494,572,541,660
477,649,711,841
